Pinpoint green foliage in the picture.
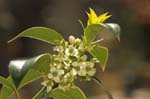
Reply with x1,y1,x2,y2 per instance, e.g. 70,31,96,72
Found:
0,76,14,90
50,87,86,99
84,24,105,44
0,8,120,99
1,54,51,99
84,23,120,46
9,53,51,87
89,45,108,71
8,27,63,45
103,23,120,41
1,77,16,99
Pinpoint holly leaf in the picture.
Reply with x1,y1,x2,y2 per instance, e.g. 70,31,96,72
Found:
50,87,86,99
84,24,105,44
89,45,108,71
103,23,120,41
9,53,51,88
8,27,63,45
0,76,15,99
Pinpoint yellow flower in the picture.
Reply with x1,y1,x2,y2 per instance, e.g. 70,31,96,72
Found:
87,8,111,25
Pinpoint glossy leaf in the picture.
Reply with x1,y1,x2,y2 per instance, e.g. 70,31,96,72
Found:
103,23,120,41
8,27,63,45
0,76,14,90
50,87,86,99
9,53,51,87
84,24,105,44
0,76,15,99
18,69,41,89
89,45,108,71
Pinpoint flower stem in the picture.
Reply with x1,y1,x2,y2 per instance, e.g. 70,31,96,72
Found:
92,77,113,99
91,38,104,45
14,89,20,99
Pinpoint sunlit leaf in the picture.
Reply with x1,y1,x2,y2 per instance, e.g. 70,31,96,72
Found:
89,45,108,71
8,27,64,45
18,69,41,89
50,87,86,99
0,76,15,99
0,76,14,89
84,24,105,44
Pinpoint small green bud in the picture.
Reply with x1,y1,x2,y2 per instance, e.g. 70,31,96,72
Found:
69,46,74,53
75,38,81,46
91,58,99,63
80,55,87,61
69,36,75,44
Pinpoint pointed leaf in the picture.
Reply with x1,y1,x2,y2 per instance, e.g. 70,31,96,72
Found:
89,45,108,71
0,76,14,89
50,87,86,99
84,24,105,44
8,27,63,44
9,53,51,88
103,23,120,41
0,76,15,99
18,69,41,89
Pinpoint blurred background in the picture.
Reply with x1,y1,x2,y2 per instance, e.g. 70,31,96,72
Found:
0,0,150,99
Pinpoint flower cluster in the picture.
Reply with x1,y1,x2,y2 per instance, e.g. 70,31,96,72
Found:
41,36,97,92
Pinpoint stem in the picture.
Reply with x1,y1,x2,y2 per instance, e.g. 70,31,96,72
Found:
91,38,104,45
32,87,45,99
14,89,20,99
92,77,113,99
78,20,85,30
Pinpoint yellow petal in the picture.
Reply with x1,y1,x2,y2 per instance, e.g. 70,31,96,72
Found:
89,8,98,24
98,12,111,23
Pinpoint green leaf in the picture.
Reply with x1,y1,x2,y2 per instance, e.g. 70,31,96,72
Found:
84,24,105,44
0,76,15,99
32,87,46,99
103,23,120,41
18,69,41,89
50,87,86,99
8,27,64,45
89,45,108,71
92,77,113,99
9,53,51,88
0,76,14,90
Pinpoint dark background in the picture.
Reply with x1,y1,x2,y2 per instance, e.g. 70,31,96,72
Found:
0,0,150,99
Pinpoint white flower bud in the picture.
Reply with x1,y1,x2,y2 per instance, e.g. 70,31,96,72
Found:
47,86,52,92
70,68,77,76
69,36,75,44
87,69,96,76
41,80,48,86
